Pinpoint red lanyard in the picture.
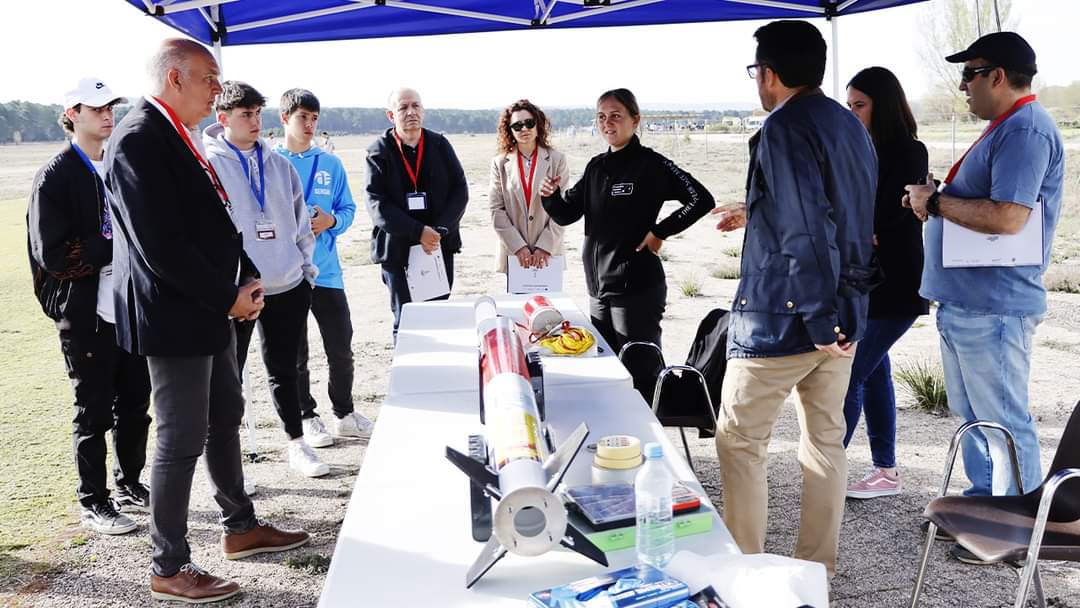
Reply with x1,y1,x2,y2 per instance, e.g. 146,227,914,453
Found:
944,94,1037,185
393,130,424,192
517,147,539,209
152,96,231,206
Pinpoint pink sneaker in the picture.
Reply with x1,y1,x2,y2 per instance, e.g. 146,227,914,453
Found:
846,468,901,499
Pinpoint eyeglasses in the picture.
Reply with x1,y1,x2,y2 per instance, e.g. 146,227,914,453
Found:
961,65,998,83
746,63,768,79
510,118,537,132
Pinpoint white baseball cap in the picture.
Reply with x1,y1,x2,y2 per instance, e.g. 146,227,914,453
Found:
63,77,127,110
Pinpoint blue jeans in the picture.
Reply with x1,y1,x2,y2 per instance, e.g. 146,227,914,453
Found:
842,316,917,469
937,303,1043,496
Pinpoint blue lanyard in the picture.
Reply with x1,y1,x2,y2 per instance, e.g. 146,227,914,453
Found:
224,139,266,212
304,155,321,203
71,141,112,239
71,141,103,186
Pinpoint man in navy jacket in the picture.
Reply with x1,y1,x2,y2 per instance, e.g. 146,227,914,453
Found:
712,20,877,577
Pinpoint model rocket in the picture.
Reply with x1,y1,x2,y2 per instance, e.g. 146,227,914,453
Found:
444,296,607,588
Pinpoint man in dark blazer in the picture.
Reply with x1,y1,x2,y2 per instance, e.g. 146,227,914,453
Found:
364,87,468,337
107,38,309,604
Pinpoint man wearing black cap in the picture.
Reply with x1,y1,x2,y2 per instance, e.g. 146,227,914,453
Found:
905,32,1064,563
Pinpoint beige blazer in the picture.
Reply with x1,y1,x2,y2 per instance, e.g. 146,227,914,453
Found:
488,146,570,273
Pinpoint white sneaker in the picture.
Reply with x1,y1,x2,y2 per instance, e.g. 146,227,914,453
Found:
243,479,257,496
334,412,374,438
302,416,334,448
288,440,330,478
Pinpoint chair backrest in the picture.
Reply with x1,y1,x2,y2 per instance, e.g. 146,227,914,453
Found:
618,341,665,405
1041,400,1080,521
683,308,730,414
654,367,717,435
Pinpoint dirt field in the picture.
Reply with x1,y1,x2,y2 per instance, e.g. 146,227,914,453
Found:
1,128,1078,607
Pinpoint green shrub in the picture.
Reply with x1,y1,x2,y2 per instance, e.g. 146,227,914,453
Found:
677,275,703,298
710,262,741,280
895,360,949,415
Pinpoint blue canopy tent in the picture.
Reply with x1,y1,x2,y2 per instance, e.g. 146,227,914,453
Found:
124,0,928,97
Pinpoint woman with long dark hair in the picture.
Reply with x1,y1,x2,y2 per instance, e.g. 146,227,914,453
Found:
489,99,569,272
539,88,715,352
843,67,930,499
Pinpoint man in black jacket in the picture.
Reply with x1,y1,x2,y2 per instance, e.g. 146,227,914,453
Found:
27,77,150,536
107,38,309,604
365,87,468,336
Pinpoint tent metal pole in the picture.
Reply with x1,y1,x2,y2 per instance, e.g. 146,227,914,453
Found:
211,5,223,74
831,16,840,99
155,0,239,15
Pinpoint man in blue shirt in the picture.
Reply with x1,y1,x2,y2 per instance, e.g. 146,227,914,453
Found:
905,32,1064,561
275,89,373,447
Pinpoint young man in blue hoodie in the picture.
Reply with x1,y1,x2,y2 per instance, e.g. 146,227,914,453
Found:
204,81,330,478
275,88,373,447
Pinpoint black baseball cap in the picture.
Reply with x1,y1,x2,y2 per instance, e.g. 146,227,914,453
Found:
945,32,1037,76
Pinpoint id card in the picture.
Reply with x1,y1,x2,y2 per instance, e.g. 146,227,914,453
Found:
255,219,277,241
407,192,428,211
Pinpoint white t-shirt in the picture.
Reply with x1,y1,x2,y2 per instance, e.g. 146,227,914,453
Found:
90,158,115,325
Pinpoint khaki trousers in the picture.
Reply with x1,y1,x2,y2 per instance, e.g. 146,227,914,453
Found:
714,348,855,576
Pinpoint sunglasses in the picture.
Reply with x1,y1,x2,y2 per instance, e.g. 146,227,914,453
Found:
961,65,998,83
510,118,537,132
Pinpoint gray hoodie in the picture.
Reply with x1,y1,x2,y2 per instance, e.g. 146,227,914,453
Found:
203,123,317,296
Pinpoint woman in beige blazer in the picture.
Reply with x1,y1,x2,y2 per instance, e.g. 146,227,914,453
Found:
489,99,570,273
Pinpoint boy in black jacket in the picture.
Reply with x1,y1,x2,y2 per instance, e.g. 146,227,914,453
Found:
27,78,151,535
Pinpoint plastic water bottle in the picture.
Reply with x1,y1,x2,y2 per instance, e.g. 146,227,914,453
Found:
635,442,674,569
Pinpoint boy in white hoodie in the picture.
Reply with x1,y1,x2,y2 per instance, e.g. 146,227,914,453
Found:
203,81,328,478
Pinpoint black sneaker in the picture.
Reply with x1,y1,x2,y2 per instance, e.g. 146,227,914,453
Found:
80,500,137,535
920,520,954,541
114,482,150,513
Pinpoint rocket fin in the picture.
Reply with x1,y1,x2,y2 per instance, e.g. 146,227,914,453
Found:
544,422,589,492
465,536,507,589
561,520,609,567
445,446,499,488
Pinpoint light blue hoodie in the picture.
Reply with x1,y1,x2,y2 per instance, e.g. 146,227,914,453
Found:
273,144,356,289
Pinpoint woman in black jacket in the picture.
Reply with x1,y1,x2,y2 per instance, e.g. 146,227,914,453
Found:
540,88,715,352
842,67,930,500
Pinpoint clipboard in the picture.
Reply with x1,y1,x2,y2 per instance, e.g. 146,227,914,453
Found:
942,199,1043,268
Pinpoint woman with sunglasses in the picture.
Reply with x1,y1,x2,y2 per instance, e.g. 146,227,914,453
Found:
842,66,929,500
489,100,570,273
540,88,715,352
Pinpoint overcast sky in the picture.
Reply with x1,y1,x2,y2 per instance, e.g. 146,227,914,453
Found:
2,0,1077,110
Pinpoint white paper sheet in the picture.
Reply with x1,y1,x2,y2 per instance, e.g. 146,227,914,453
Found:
942,199,1043,268
406,245,450,301
506,255,564,294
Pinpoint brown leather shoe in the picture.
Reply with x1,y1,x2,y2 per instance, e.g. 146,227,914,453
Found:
150,563,240,604
222,520,310,560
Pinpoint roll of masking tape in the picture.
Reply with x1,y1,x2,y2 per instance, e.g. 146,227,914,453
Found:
596,435,641,462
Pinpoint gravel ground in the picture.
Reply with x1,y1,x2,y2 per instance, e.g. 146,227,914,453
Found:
4,133,1078,606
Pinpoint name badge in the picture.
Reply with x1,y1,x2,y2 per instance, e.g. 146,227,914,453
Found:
255,219,277,241
407,192,428,211
611,182,634,196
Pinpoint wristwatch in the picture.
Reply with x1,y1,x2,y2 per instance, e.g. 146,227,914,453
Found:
926,191,941,217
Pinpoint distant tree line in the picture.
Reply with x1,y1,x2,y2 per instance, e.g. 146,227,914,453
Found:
0,101,751,144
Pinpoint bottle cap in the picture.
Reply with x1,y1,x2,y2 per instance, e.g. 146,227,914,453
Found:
644,442,663,460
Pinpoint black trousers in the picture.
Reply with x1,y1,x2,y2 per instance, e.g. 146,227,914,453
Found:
58,320,151,508
147,325,257,577
589,282,667,355
380,253,455,338
297,286,355,419
235,281,311,440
